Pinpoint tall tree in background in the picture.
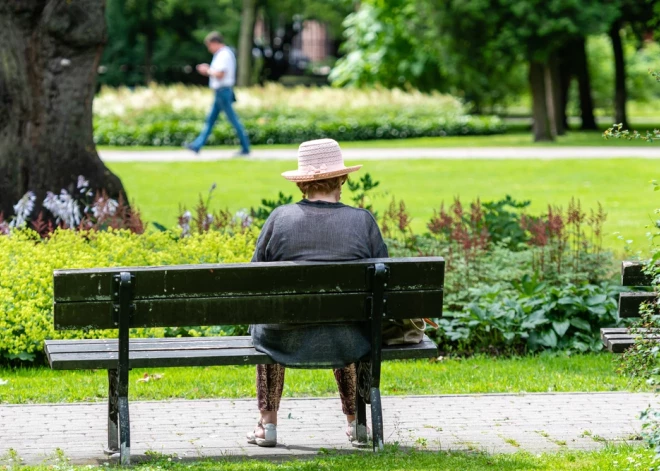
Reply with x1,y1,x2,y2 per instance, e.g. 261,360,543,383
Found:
238,0,257,87
0,0,125,218
438,0,618,141
101,0,242,86
608,0,659,129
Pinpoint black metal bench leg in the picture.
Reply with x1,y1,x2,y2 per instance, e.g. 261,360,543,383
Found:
370,387,384,451
114,272,134,465
118,395,131,465
355,381,369,445
105,369,119,455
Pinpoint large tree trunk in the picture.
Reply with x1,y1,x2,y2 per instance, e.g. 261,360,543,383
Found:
0,1,125,220
558,55,572,132
545,53,565,136
610,20,629,129
144,0,155,84
575,37,597,130
237,0,257,87
530,61,554,142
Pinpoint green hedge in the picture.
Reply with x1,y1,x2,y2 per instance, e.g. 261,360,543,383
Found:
0,229,255,362
93,114,505,147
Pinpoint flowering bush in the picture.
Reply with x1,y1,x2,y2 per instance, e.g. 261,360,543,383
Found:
0,176,144,237
92,84,505,146
385,195,618,354
0,229,256,363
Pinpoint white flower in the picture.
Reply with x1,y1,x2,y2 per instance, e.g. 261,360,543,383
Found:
10,191,36,228
178,210,192,237
92,197,119,218
77,176,90,191
234,209,253,228
43,190,82,228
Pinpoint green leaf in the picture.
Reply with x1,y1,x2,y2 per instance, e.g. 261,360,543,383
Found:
152,222,168,232
586,294,607,306
552,320,570,337
538,329,558,348
569,318,592,332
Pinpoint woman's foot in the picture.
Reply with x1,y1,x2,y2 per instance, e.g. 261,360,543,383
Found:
346,420,371,443
246,420,277,447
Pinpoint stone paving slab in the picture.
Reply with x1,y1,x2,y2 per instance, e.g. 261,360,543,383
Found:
99,147,660,163
0,392,654,465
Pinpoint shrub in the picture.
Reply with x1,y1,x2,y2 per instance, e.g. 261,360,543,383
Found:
387,194,617,354
92,84,506,146
93,114,505,147
0,229,256,363
1,176,145,237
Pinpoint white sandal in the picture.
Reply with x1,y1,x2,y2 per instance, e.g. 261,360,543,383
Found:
246,420,277,447
347,420,372,443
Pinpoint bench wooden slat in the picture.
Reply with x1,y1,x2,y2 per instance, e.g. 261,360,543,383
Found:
54,290,443,330
618,292,657,318
622,261,654,286
600,327,628,340
45,336,438,370
45,337,255,354
607,339,635,353
54,258,445,302
601,327,660,353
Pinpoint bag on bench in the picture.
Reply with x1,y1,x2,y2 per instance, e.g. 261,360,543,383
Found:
382,318,438,345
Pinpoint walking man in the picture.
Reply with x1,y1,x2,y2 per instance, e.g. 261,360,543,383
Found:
187,32,251,155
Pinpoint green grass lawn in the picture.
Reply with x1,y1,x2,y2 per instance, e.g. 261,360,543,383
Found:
97,122,660,151
0,354,639,404
107,157,658,253
2,445,653,470
99,129,660,151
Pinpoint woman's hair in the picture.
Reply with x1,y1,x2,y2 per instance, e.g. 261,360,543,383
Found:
296,175,347,197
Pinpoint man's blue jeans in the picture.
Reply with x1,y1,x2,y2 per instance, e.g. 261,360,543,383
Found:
190,87,250,153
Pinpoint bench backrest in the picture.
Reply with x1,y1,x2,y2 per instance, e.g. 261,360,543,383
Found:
619,261,655,318
53,257,445,330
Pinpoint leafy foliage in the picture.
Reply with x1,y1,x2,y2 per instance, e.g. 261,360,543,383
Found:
389,194,617,354
94,113,504,146
0,229,256,363
92,84,505,146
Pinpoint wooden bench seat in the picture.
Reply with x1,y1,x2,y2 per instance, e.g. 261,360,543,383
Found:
47,257,445,464
45,335,439,370
602,261,657,353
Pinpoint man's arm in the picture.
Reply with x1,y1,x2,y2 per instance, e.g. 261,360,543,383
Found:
196,63,226,79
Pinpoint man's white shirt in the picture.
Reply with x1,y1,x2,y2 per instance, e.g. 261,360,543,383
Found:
209,47,236,89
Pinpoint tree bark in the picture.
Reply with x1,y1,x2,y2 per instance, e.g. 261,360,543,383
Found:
575,37,597,130
237,0,257,87
610,20,629,129
144,0,154,84
0,0,126,220
529,61,554,142
558,57,571,132
545,53,565,136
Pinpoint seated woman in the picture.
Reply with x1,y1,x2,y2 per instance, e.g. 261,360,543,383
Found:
247,138,388,447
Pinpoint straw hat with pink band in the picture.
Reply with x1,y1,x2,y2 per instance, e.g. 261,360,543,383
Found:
281,138,362,182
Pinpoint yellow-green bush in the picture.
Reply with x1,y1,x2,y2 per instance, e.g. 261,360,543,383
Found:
0,229,256,363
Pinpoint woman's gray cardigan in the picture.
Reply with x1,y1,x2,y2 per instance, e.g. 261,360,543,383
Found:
250,199,389,368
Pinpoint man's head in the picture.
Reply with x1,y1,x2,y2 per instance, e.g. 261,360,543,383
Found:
204,31,224,54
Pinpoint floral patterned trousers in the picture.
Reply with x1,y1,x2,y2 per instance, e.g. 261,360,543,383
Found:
256,363,357,415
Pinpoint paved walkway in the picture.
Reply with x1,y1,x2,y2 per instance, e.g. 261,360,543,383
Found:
100,147,660,162
0,392,654,465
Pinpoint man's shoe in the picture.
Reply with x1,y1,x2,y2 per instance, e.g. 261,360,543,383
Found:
184,144,200,154
234,150,250,157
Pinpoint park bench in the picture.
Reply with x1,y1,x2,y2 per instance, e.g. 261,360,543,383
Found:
601,261,656,353
44,257,444,465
